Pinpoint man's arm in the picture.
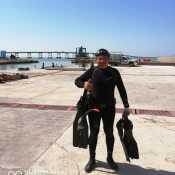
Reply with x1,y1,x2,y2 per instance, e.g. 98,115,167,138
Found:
75,68,92,88
114,69,129,108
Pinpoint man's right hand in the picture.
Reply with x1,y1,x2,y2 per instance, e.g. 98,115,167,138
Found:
84,80,93,91
122,108,130,120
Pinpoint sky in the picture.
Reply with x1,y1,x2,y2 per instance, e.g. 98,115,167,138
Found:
0,0,174,56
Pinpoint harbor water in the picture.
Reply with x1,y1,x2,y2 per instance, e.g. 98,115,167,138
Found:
0,58,80,70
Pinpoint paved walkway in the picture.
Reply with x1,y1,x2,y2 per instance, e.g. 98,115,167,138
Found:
0,107,75,175
0,66,174,174
0,105,174,175
0,66,175,111
28,113,175,175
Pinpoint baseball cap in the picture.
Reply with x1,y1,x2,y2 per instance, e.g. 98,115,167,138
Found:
95,48,110,57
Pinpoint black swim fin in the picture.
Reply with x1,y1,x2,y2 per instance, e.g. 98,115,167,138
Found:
116,115,139,161
123,118,139,159
116,118,130,162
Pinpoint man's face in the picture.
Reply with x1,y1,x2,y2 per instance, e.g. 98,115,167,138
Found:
96,55,109,69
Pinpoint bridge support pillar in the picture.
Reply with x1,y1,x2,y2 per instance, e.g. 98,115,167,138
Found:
65,53,69,59
39,52,43,58
56,53,61,59
15,53,19,58
48,53,52,58
27,52,32,58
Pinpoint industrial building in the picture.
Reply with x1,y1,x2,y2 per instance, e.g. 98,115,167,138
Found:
0,50,7,59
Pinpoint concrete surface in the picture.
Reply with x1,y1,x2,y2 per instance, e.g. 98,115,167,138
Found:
0,65,175,175
28,114,175,175
0,107,74,175
0,66,175,110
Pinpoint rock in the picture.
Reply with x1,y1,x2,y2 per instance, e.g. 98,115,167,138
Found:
0,73,29,83
18,67,30,71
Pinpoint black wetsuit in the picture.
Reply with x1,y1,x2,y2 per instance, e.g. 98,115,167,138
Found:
75,66,129,157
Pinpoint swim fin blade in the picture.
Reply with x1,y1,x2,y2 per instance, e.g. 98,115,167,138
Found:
116,117,139,161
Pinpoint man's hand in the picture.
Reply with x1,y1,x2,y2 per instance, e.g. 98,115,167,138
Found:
84,79,93,91
122,107,130,119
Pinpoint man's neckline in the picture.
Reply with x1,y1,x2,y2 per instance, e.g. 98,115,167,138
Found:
97,66,109,70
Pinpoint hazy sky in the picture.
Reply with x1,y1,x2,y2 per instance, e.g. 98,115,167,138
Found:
0,0,174,56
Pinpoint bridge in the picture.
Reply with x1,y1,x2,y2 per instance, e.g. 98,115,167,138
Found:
6,51,95,59
6,51,142,60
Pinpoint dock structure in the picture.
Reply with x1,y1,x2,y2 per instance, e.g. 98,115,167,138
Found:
5,47,162,66
4,46,141,62
6,51,96,59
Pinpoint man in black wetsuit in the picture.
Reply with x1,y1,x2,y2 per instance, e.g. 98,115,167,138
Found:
75,49,130,173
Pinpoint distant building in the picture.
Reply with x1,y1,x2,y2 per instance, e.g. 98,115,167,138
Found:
158,56,175,63
0,50,7,59
76,46,87,58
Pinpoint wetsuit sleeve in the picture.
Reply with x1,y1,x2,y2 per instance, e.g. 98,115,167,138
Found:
74,68,92,88
114,69,129,108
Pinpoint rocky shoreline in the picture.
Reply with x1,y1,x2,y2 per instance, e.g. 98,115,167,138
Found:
0,73,28,83
0,59,38,65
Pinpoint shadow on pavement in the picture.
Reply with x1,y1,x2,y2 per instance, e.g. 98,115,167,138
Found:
95,160,175,175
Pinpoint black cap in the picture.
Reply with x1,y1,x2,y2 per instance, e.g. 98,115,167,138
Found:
95,48,110,57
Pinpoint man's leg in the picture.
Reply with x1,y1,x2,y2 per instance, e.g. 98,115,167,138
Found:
85,111,101,173
102,106,118,170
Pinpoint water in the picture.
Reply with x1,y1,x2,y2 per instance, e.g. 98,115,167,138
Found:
0,58,80,70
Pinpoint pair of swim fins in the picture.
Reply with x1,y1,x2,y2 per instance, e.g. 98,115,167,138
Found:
73,108,100,149
73,90,100,149
116,113,139,162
